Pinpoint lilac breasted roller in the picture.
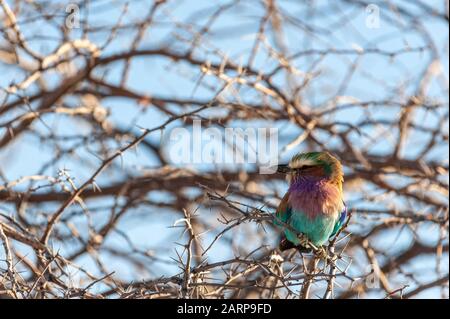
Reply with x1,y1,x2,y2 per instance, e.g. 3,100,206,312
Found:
274,151,347,252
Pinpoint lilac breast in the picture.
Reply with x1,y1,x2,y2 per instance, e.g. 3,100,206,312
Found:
288,177,343,220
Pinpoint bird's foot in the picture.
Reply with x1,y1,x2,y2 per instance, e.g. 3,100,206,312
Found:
314,246,328,260
297,233,311,249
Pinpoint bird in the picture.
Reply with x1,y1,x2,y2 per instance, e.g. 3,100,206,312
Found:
274,151,347,254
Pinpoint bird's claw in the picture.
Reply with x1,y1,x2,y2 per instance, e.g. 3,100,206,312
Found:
296,234,328,259
297,233,311,249
315,246,328,260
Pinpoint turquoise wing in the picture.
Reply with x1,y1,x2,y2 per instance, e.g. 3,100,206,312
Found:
330,203,347,238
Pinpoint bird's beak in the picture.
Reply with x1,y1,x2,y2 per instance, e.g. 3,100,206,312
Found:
276,164,291,174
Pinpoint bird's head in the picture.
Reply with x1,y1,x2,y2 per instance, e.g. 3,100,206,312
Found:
277,151,343,188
